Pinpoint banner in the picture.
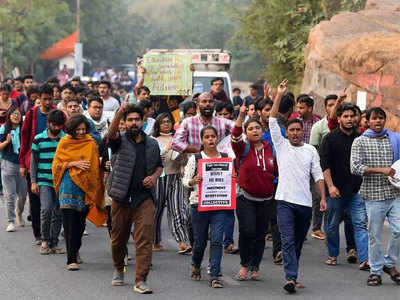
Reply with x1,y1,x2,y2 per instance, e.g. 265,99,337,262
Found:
198,158,236,211
143,54,192,96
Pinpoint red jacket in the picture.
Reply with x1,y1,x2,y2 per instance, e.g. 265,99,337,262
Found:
231,125,276,199
19,106,40,171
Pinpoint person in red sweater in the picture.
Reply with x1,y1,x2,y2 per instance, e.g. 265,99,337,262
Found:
231,103,277,281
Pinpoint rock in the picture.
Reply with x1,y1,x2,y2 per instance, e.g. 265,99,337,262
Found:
302,1,400,131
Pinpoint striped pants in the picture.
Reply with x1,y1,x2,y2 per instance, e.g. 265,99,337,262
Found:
154,174,189,244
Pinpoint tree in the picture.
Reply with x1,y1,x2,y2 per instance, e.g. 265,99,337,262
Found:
0,0,73,78
238,0,366,87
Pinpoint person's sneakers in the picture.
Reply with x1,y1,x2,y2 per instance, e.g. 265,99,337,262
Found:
51,247,66,254
6,222,16,232
83,230,88,236
111,270,124,286
133,281,153,294
347,249,357,264
15,214,25,227
311,230,325,240
224,244,239,254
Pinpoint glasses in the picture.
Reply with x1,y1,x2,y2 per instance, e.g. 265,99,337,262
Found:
11,112,21,117
160,119,172,124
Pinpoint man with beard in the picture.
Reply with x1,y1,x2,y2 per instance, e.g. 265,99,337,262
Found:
320,103,369,271
107,103,163,294
30,110,67,255
20,84,55,245
98,80,120,112
172,92,234,154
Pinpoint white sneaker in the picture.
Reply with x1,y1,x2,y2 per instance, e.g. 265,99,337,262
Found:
83,230,88,236
6,223,16,232
16,214,25,227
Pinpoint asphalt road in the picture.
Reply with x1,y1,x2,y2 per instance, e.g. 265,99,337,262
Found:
0,198,399,300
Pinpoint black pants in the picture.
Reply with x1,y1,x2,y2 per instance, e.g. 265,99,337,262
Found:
270,199,282,258
62,208,87,265
236,195,274,271
27,174,41,239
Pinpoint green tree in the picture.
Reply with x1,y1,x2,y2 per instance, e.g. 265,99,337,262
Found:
0,0,73,78
238,0,366,87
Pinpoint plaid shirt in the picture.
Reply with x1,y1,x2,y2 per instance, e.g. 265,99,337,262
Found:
302,115,321,144
172,115,234,153
350,135,400,201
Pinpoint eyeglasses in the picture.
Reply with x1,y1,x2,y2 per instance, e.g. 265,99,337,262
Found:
11,112,21,117
160,119,172,124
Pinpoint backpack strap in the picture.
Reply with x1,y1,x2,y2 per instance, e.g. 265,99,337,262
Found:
235,142,251,172
194,152,202,176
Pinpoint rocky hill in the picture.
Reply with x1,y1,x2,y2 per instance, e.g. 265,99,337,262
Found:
302,0,400,130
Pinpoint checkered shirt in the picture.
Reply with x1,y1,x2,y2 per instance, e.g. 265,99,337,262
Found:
302,115,321,144
172,115,234,153
350,135,400,201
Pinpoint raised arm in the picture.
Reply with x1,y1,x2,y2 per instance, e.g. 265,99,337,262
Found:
134,66,146,93
269,79,288,147
108,101,130,140
270,79,288,118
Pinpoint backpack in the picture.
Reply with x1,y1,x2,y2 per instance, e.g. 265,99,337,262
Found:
234,141,251,173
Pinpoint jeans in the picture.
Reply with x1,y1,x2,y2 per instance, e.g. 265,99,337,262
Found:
224,210,235,247
325,194,368,263
366,198,400,275
40,185,62,247
311,178,323,231
277,200,312,281
191,206,226,279
62,207,88,265
236,195,273,271
1,160,27,223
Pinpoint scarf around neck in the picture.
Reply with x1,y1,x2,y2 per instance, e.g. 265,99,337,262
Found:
363,128,400,162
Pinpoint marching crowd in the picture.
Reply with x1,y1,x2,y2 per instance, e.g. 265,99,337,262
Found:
0,71,399,295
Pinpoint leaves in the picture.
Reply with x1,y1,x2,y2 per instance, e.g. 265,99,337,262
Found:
238,0,366,87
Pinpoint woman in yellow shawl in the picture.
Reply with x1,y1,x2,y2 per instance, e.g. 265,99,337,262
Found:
52,114,105,271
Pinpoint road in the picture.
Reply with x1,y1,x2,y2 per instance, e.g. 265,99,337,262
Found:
0,198,399,300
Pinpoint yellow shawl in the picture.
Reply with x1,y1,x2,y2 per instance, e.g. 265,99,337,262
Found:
52,134,106,226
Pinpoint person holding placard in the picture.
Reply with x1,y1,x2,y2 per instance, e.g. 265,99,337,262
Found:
231,103,277,281
182,125,231,289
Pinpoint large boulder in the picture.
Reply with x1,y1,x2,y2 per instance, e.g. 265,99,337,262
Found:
302,0,400,130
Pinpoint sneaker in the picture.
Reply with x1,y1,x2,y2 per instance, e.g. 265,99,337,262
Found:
67,263,79,271
6,223,16,232
133,281,153,294
347,249,357,264
16,214,25,227
83,230,88,236
311,230,325,240
111,270,124,286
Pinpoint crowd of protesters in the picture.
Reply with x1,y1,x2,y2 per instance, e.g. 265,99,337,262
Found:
0,69,399,295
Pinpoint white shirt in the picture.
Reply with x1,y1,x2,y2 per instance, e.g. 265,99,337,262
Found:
269,117,323,207
183,152,222,205
102,96,120,112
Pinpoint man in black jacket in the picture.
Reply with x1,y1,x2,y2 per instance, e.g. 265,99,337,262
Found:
107,102,163,294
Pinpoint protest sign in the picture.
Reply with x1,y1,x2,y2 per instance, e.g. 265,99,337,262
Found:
143,54,192,96
198,158,236,211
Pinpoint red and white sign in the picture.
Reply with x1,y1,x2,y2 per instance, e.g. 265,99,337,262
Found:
198,158,236,211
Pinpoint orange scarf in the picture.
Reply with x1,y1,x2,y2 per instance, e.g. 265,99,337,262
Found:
52,134,106,226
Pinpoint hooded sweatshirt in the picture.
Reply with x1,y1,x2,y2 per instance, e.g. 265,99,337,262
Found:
231,125,276,199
